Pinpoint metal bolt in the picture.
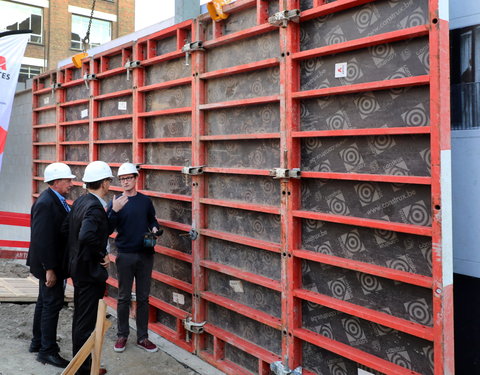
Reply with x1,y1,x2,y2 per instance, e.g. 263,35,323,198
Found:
436,288,442,294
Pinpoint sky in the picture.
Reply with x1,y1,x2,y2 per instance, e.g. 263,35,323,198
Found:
135,0,210,31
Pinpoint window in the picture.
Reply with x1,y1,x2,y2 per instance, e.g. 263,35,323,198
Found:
18,65,42,83
71,15,111,50
0,1,43,44
451,25,480,129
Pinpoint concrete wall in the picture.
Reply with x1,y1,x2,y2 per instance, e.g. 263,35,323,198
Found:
450,0,480,29
0,86,33,244
449,0,480,277
451,130,480,277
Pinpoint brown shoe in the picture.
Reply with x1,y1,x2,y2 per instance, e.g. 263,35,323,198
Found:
99,368,107,375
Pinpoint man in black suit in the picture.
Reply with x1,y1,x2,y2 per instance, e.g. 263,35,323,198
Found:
27,162,76,368
64,160,113,375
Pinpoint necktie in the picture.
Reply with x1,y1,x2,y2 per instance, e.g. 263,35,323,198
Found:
62,199,70,212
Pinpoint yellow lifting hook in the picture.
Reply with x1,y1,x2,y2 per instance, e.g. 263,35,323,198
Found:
207,0,235,22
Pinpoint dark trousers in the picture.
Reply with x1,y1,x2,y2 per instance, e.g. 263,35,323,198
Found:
72,280,106,375
32,279,64,354
116,252,153,341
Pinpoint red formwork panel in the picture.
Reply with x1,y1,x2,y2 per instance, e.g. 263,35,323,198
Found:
31,0,452,374
32,70,59,199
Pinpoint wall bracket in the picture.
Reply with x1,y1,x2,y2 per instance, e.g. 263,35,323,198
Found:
269,168,301,179
268,9,300,28
181,165,205,175
182,41,205,66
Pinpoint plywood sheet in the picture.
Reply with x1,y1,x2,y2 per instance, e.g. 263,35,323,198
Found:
0,277,74,302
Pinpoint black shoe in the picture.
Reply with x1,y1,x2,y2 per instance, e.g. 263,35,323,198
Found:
29,342,40,353
36,352,69,368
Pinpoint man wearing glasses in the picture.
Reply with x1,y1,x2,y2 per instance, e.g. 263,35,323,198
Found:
64,160,112,375
107,162,160,353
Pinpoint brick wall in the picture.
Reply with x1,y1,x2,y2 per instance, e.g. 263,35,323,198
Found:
19,0,135,70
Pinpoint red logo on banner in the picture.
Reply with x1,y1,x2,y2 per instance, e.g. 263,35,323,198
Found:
0,56,6,70
0,127,7,154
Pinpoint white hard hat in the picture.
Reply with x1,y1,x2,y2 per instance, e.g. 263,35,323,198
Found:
44,162,76,183
82,161,113,182
117,162,139,177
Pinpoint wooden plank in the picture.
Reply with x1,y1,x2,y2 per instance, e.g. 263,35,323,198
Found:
0,277,74,302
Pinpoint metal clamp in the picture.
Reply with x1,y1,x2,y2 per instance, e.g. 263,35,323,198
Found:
270,361,302,375
83,73,96,89
83,73,97,80
269,168,301,179
181,165,205,175
181,41,205,66
51,82,62,99
180,229,199,241
124,60,141,81
183,317,206,342
268,9,300,28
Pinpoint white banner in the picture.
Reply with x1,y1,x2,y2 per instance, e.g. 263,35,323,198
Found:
0,32,29,172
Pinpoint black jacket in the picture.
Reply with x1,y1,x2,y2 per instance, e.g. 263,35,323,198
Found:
64,193,110,283
26,188,69,280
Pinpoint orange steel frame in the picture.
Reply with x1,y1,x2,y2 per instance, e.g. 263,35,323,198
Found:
29,0,453,374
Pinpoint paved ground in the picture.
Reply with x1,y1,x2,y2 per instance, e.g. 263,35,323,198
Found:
0,259,223,375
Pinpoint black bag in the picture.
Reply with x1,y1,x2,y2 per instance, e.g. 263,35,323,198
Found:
143,232,157,248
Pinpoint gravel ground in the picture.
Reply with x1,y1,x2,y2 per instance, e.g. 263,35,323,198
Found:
0,259,200,375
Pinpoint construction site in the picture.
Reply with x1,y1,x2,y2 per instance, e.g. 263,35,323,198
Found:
1,0,480,374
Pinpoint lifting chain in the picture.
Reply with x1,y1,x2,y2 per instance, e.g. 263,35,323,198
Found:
82,0,97,52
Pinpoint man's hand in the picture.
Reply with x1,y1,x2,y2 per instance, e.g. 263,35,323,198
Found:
112,194,128,212
45,269,57,288
100,255,110,268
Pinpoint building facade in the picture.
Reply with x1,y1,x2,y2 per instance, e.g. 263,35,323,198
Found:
0,0,134,85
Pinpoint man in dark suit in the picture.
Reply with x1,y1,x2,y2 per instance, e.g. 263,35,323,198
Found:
64,160,113,375
27,162,76,368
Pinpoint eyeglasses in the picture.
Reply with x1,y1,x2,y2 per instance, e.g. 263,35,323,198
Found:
119,176,135,182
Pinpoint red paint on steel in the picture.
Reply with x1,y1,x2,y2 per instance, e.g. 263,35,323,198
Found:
201,291,282,329
293,126,432,138
293,25,430,61
300,172,432,185
293,210,433,236
429,0,454,369
200,259,282,292
294,288,434,341
293,249,434,289
199,58,279,80
294,327,421,375
293,75,431,99
199,197,281,215
191,18,207,353
200,228,281,253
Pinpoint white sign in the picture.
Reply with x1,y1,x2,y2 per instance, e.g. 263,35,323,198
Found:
229,280,244,293
358,369,375,375
43,96,50,105
118,101,127,111
80,109,88,118
335,62,348,78
172,292,185,305
0,31,29,172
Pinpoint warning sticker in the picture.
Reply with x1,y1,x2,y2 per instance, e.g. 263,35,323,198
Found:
43,96,50,105
172,292,185,305
358,369,375,375
229,280,244,293
118,101,127,111
80,109,88,118
335,62,347,78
